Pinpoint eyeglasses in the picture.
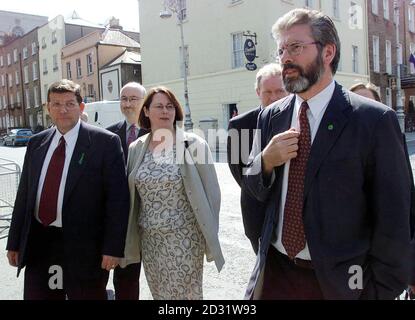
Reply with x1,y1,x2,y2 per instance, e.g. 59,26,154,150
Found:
151,104,176,112
49,101,79,109
276,41,321,58
121,96,143,103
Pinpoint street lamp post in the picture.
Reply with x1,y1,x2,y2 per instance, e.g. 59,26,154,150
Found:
394,0,405,133
160,0,193,131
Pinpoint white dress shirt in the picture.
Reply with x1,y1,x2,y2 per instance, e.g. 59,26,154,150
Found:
34,120,81,227
273,80,335,260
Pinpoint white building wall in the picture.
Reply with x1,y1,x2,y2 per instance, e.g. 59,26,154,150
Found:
38,15,66,125
139,0,369,140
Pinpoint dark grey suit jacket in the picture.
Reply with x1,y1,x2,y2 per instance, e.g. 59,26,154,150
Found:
244,82,412,299
227,106,265,253
6,122,130,280
106,120,148,163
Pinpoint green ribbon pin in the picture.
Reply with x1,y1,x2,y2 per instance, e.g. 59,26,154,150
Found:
328,124,334,131
78,153,85,165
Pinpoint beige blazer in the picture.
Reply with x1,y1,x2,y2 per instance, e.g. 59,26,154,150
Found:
119,129,225,272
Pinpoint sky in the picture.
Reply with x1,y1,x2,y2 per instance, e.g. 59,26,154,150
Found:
1,0,140,31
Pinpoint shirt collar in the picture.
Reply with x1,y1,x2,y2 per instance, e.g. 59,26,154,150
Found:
294,80,335,120
54,119,81,146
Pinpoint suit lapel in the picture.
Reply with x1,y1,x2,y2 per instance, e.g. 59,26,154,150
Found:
270,97,295,137
303,84,352,198
63,122,91,206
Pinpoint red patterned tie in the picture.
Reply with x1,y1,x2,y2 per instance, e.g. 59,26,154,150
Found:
127,124,137,147
38,136,66,226
282,101,311,259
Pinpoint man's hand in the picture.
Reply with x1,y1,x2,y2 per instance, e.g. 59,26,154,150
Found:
262,129,300,174
101,255,120,271
7,251,19,267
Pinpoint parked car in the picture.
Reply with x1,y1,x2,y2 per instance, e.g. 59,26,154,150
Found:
0,134,7,146
4,128,33,146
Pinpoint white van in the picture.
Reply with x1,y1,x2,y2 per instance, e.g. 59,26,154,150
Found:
84,101,124,129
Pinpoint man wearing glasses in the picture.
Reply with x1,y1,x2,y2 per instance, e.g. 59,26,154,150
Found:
244,9,412,300
106,82,147,300
6,79,129,299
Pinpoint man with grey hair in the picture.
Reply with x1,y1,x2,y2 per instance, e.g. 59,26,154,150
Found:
227,63,287,254
106,82,148,300
244,8,412,300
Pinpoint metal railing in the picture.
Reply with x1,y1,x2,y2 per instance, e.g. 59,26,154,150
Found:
0,158,21,239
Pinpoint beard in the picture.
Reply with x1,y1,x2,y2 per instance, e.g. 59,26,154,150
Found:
282,53,324,93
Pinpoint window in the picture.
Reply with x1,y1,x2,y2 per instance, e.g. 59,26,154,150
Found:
86,54,93,74
25,88,30,108
15,71,19,85
232,32,244,69
409,6,415,33
66,62,72,79
179,45,189,77
177,0,187,20
41,37,46,49
32,42,37,55
373,36,380,72
10,95,14,107
333,0,340,19
76,59,82,78
23,47,28,59
34,86,39,107
16,92,21,106
305,0,313,8
52,31,57,44
0,96,2,109
0,56,3,67
43,58,48,74
53,54,58,71
350,2,359,27
383,0,389,20
7,53,11,66
8,74,12,87
386,40,392,74
24,65,29,83
352,45,358,73
13,49,18,63
1,74,4,87
88,84,94,97
372,0,378,15
32,62,38,80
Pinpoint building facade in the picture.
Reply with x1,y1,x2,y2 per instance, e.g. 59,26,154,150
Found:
139,0,369,146
0,27,42,134
99,50,142,101
61,28,140,103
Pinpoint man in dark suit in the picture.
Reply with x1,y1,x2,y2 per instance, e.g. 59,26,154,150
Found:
243,9,412,300
227,63,287,253
106,82,147,300
6,79,129,300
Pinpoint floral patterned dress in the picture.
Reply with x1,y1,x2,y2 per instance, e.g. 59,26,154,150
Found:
135,145,205,300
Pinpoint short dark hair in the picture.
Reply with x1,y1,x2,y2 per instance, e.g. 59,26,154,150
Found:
138,86,184,129
47,79,83,104
349,82,381,102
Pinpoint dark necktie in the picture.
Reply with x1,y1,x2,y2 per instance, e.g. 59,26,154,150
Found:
38,136,66,226
282,101,311,259
127,124,137,147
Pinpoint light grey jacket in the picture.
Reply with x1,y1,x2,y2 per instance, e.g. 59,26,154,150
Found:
119,129,225,272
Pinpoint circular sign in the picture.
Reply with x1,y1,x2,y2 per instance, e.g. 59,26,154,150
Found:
246,62,257,71
244,39,256,62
